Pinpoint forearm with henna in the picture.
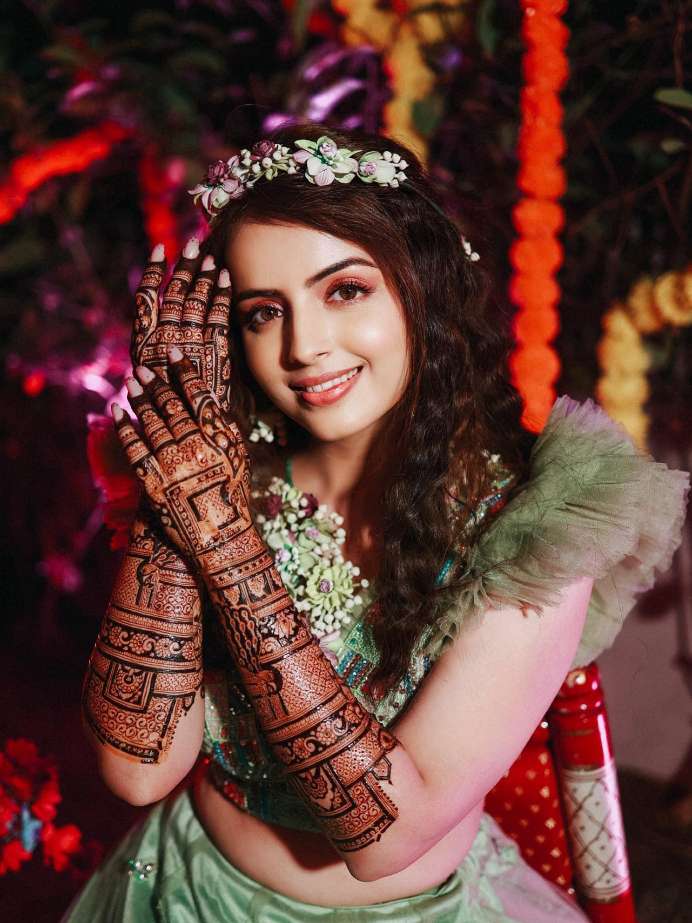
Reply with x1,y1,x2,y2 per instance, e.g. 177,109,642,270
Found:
83,240,233,765
82,500,203,764
199,533,401,853
114,335,402,852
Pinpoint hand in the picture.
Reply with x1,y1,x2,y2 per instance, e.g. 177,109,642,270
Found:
130,239,233,415
112,350,254,568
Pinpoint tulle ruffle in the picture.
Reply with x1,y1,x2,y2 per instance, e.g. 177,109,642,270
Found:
420,395,690,668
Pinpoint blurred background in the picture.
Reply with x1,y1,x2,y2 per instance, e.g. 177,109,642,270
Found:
1,1,691,919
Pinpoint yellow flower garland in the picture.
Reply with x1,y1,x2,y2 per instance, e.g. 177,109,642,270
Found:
596,262,692,449
332,0,467,161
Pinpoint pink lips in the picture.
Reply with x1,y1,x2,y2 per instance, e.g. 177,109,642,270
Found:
296,367,362,406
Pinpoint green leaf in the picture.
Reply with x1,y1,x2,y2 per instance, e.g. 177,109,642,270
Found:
477,0,499,57
168,48,226,75
0,234,45,275
131,10,175,33
412,94,445,139
654,87,692,110
661,138,686,154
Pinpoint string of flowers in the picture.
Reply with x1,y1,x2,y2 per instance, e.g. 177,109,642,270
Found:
508,0,569,430
596,262,692,449
332,0,466,161
137,143,184,260
0,738,101,880
0,121,131,225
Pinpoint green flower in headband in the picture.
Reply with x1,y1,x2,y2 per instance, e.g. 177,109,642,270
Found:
292,136,360,186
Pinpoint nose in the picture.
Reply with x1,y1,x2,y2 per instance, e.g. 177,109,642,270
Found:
284,301,331,366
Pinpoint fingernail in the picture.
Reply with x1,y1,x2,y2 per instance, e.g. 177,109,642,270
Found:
201,255,215,271
183,237,200,259
135,366,156,383
218,268,231,288
150,243,165,261
126,377,143,397
111,402,124,420
168,345,184,361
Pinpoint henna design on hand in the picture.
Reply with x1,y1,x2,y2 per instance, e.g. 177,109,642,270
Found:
131,244,232,414
203,539,401,853
82,504,203,763
84,244,232,765
115,356,253,564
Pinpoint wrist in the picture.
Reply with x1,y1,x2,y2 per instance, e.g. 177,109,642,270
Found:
193,526,267,589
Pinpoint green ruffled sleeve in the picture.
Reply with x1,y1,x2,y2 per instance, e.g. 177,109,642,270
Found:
421,395,690,669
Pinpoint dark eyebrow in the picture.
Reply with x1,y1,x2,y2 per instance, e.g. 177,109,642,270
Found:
232,257,378,306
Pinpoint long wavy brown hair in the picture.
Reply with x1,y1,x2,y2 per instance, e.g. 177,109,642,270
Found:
199,121,537,692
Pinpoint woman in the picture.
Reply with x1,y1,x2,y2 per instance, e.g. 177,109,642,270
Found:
64,123,689,922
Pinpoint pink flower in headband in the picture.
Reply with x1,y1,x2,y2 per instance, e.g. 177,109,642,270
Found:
250,140,277,161
189,156,245,217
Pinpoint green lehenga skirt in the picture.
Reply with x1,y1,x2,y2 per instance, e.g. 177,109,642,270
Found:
61,786,589,922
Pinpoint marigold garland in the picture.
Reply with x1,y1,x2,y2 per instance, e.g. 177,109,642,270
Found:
137,143,183,259
509,0,569,431
332,0,467,161
596,262,692,449
0,121,131,225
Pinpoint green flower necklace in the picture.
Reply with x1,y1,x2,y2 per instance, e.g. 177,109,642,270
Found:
250,458,375,654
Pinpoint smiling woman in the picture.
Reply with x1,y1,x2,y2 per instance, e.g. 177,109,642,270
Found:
227,222,409,449
64,122,689,923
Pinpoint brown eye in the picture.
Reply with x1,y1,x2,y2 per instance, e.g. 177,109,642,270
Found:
328,281,373,302
246,304,281,330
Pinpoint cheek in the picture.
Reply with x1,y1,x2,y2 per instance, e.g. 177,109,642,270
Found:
354,307,408,372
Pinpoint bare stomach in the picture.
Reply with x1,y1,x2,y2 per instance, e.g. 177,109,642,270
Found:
191,769,485,907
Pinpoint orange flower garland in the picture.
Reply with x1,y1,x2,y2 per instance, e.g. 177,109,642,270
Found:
137,143,183,259
596,263,692,449
509,0,569,430
0,121,131,225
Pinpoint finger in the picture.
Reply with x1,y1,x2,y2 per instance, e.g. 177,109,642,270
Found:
125,376,176,455
135,365,199,445
161,237,201,325
166,351,217,418
168,351,246,471
181,254,217,327
204,268,232,411
131,243,166,366
206,267,231,333
111,403,166,490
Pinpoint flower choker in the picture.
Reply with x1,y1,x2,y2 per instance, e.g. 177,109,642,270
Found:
188,135,409,220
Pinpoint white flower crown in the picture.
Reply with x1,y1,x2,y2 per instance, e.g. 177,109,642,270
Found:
188,134,479,261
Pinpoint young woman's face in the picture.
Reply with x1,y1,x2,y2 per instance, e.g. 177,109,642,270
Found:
226,222,410,446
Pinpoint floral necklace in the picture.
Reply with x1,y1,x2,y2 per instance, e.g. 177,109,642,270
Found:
250,457,375,657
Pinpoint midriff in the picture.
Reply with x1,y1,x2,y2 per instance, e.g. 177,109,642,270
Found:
191,768,484,907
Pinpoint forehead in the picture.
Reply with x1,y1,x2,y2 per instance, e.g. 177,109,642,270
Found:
225,221,377,285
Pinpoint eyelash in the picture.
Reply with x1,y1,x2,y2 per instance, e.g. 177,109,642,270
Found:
244,279,374,332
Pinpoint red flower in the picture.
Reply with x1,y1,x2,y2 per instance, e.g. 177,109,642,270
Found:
33,775,61,822
41,823,83,872
0,840,32,875
86,414,140,548
4,739,40,773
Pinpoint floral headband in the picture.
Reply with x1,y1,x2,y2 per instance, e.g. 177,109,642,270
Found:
188,134,479,262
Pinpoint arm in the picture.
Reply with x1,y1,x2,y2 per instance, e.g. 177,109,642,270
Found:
82,239,232,804
198,531,593,880
114,350,594,879
81,500,204,805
